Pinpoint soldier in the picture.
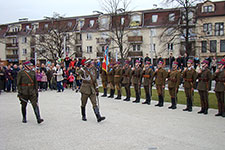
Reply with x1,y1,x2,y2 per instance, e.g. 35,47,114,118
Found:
114,62,123,100
167,61,181,109
212,61,225,117
100,67,108,97
122,60,132,101
153,61,167,107
17,61,44,124
141,61,153,105
79,60,105,122
131,60,142,103
196,60,212,115
107,63,115,98
182,59,197,112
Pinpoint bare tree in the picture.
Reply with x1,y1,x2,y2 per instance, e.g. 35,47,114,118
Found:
98,0,133,62
160,0,204,56
33,13,77,62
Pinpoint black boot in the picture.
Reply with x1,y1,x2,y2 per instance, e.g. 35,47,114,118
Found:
133,93,140,103
172,98,177,109
183,98,189,111
188,98,193,112
33,105,44,124
21,106,27,123
204,109,208,115
101,88,107,97
111,90,115,98
198,108,205,114
115,90,121,100
142,94,150,105
81,107,87,121
159,96,164,107
93,107,105,122
108,89,112,98
155,96,161,106
168,98,173,109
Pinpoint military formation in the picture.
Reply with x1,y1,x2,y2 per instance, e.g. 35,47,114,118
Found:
100,59,225,118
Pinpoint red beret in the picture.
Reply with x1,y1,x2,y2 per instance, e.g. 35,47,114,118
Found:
173,61,179,65
201,60,209,64
158,61,163,65
217,61,225,65
146,61,151,65
187,59,194,64
23,61,32,66
135,60,141,64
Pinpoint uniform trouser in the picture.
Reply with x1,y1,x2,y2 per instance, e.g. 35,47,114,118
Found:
184,88,193,108
134,84,140,100
156,85,164,97
124,83,131,98
198,90,209,110
81,93,97,108
216,92,225,114
144,85,150,101
102,81,107,89
108,82,115,90
115,82,121,97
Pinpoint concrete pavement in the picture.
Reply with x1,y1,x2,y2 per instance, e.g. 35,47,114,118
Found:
0,90,225,150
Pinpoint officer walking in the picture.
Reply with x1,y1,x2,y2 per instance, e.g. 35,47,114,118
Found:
213,60,225,117
197,60,212,115
131,60,142,103
153,61,167,107
182,59,197,112
114,62,123,100
122,60,132,101
79,60,105,122
141,61,153,105
17,61,44,124
167,61,181,109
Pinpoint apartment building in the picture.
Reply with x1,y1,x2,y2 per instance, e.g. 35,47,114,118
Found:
0,0,224,65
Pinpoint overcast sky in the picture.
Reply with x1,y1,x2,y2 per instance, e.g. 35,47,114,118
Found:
0,0,223,24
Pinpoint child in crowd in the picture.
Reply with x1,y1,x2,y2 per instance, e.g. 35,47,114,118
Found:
63,67,68,88
36,69,42,92
41,70,48,91
68,72,75,89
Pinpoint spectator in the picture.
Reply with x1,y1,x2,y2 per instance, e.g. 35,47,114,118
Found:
222,55,225,62
69,57,76,68
11,64,20,92
75,58,81,67
5,65,13,92
41,70,48,91
144,53,151,64
205,56,212,68
169,52,175,69
81,57,86,66
36,69,42,92
63,67,68,88
176,55,183,70
65,55,71,69
211,56,217,73
0,66,5,94
46,66,54,90
54,64,64,92
40,63,47,73
182,53,189,68
68,72,75,88
194,55,200,69
157,55,163,64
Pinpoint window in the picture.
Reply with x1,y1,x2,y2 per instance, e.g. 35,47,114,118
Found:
203,23,212,35
89,20,95,27
66,47,70,53
133,44,141,51
150,29,156,36
169,13,175,21
203,5,213,13
152,15,158,23
132,30,141,36
101,46,105,52
22,37,27,43
87,33,92,40
201,41,207,53
210,40,217,53
44,24,48,28
215,23,224,36
220,40,225,52
130,15,141,27
26,25,30,31
13,50,18,55
100,18,109,29
79,20,84,27
150,43,156,51
168,43,174,51
121,17,125,25
22,49,27,55
12,38,17,44
87,46,92,53
68,22,72,27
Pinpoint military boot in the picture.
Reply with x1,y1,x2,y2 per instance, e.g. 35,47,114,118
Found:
188,99,193,112
111,90,115,98
172,98,177,109
142,94,150,105
159,96,164,107
183,98,189,111
108,89,112,98
21,106,27,123
132,93,140,103
204,100,208,115
33,105,44,124
198,108,205,114
155,96,161,106
101,88,107,97
168,98,174,109
81,107,87,121
115,90,121,100
93,107,106,122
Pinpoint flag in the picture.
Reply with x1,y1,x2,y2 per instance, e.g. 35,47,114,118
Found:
102,46,109,73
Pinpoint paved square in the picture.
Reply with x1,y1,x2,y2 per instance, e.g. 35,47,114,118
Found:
0,90,225,150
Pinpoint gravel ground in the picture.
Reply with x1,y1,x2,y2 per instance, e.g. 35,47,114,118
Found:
0,89,225,150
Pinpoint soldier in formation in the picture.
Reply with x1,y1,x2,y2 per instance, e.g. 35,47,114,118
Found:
122,60,132,101
114,62,123,100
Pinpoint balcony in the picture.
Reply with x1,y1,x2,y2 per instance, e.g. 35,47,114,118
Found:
6,54,19,59
75,52,82,57
127,51,143,57
75,40,82,45
96,38,111,45
128,36,143,43
5,32,18,37
6,43,18,49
